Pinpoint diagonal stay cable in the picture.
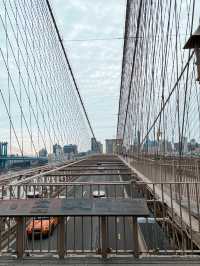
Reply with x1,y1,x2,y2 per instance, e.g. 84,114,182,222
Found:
45,0,100,151
117,0,131,139
140,50,194,147
121,0,143,143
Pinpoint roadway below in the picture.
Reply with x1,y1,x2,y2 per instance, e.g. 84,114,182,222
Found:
23,173,170,254
25,173,134,254
7,155,171,256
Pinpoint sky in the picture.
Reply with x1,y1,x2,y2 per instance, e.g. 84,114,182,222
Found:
51,0,126,146
1,0,199,156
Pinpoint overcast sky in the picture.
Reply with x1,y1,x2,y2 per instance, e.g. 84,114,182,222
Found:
51,0,126,146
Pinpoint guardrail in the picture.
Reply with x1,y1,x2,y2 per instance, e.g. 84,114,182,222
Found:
0,181,200,257
129,156,200,184
0,181,132,200
0,214,141,258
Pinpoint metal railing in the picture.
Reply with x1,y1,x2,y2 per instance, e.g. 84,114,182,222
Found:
0,181,131,200
129,156,200,184
0,215,139,258
0,181,200,257
134,181,200,254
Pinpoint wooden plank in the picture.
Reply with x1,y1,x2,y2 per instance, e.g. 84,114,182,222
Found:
0,198,149,217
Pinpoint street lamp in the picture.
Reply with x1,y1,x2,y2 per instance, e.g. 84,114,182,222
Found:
184,25,200,83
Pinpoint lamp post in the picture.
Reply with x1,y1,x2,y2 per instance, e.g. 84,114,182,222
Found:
184,25,200,83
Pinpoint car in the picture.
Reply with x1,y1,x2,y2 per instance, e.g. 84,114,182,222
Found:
98,166,104,172
58,195,66,199
26,217,57,238
26,191,41,199
92,190,106,198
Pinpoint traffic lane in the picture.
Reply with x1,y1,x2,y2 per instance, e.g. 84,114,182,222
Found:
26,228,58,252
12,219,58,252
65,216,99,252
26,171,154,253
26,174,124,252
63,177,123,253
29,204,132,252
106,216,133,252
64,216,134,253
26,216,98,252
31,173,170,253
65,216,134,253
62,174,124,199
62,173,143,253
24,217,134,253
53,176,122,251
27,216,134,253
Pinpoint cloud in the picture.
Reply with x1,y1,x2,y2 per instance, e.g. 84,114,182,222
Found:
51,0,126,143
0,0,126,155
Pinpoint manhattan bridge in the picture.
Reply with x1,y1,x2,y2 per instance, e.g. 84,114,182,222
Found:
0,0,200,265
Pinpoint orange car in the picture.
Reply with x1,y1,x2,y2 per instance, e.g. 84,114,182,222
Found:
26,217,57,238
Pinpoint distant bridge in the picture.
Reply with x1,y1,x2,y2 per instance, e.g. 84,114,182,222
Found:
0,155,48,170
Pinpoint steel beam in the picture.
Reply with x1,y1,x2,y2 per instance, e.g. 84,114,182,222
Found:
58,217,65,259
16,217,24,259
45,173,132,176
101,216,107,258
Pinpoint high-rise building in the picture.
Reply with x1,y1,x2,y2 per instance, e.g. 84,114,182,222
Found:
63,144,78,155
91,138,103,153
53,144,62,154
97,142,103,153
53,144,63,159
105,139,123,154
158,140,172,153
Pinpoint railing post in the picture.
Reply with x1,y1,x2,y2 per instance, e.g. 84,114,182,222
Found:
17,186,21,199
50,185,53,197
132,216,139,258
101,216,107,258
16,216,24,259
58,216,65,259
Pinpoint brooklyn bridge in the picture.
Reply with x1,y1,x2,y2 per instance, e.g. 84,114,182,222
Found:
0,0,199,265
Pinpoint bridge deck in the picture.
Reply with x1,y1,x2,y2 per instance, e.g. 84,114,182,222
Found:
1,154,200,261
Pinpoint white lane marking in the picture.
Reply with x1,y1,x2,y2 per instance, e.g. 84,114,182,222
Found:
118,172,128,198
118,233,121,240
